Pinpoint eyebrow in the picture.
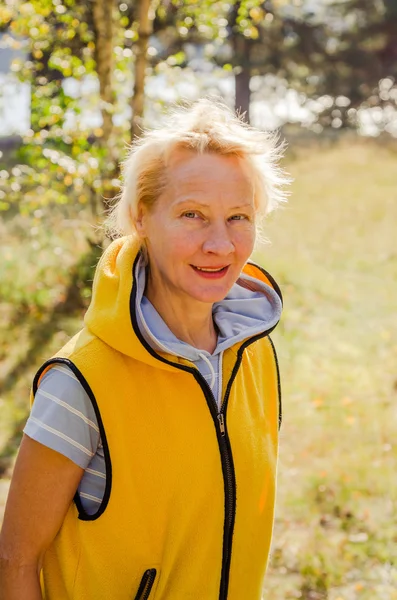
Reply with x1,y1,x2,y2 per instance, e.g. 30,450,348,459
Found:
174,199,254,210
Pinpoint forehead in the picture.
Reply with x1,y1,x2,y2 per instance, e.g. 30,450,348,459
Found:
165,147,253,199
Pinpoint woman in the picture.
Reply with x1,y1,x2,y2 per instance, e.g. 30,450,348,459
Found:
0,99,288,600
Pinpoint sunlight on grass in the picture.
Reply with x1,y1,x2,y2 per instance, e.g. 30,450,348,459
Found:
259,139,397,599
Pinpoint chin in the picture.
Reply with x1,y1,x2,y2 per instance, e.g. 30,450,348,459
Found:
187,285,233,305
179,270,238,304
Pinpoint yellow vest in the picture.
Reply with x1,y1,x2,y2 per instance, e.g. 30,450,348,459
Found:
32,237,282,600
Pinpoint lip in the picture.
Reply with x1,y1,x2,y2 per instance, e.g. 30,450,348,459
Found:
191,265,230,279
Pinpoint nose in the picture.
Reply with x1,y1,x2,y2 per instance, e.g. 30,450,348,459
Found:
202,221,235,256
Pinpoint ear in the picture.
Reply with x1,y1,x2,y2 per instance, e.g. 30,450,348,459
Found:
134,203,147,239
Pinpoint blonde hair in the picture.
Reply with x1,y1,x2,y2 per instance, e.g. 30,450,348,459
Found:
106,98,290,240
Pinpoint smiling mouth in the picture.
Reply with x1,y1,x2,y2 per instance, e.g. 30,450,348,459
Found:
193,266,228,272
191,265,230,278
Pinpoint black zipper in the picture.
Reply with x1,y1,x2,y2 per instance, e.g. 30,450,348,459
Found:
134,568,157,600
216,414,236,600
193,370,236,600
130,252,282,600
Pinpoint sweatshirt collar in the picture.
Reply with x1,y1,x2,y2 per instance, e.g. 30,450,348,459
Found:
84,236,282,365
134,254,282,361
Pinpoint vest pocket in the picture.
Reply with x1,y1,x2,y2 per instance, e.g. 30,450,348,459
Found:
133,568,157,600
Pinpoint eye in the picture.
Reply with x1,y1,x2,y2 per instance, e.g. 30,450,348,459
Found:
182,211,199,219
229,214,248,221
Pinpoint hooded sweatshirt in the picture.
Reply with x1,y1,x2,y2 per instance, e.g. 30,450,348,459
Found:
30,236,283,600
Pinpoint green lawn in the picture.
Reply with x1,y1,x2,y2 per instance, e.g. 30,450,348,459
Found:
1,138,397,599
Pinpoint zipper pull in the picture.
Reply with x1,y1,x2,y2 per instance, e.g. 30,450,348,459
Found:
218,413,226,436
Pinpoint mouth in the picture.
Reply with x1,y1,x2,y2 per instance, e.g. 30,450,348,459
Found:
191,265,230,279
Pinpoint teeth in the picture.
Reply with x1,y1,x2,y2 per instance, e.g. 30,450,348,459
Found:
195,266,225,272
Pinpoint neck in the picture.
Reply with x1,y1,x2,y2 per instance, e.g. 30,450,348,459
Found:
145,276,218,354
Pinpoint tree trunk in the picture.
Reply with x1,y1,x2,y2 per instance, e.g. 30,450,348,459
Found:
233,33,251,122
91,0,116,224
235,65,251,123
92,0,114,143
228,2,251,122
131,0,153,140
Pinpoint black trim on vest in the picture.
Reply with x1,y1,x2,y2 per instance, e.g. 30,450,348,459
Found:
216,327,282,595
247,261,283,306
268,336,282,430
246,262,283,429
129,251,282,600
32,358,112,521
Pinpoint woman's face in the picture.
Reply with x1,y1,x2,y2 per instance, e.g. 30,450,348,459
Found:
136,148,256,308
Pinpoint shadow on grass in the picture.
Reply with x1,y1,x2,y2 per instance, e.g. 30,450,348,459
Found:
0,241,103,475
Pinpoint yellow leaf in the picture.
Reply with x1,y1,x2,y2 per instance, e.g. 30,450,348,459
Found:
249,7,264,23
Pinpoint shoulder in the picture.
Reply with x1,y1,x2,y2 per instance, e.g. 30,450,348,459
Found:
24,364,100,469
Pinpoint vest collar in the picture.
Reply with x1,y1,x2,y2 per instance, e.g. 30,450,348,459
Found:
84,236,282,369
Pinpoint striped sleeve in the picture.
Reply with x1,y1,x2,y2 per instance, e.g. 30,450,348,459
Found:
24,364,100,469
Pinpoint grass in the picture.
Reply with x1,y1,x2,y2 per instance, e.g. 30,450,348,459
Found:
259,138,397,599
1,137,397,598
0,209,95,478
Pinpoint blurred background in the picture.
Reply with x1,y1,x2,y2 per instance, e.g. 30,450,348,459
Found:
0,1,396,598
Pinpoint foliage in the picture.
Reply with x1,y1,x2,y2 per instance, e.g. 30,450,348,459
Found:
308,0,397,131
0,0,133,222
149,0,397,129
1,0,396,226
150,1,331,120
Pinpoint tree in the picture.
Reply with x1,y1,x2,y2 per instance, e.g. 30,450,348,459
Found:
306,0,397,130
92,0,115,144
147,1,330,122
1,0,125,221
131,0,154,139
225,1,332,122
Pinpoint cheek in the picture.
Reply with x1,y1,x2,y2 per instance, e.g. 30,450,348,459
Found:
148,237,196,275
167,228,201,259
233,228,256,258
146,220,182,254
